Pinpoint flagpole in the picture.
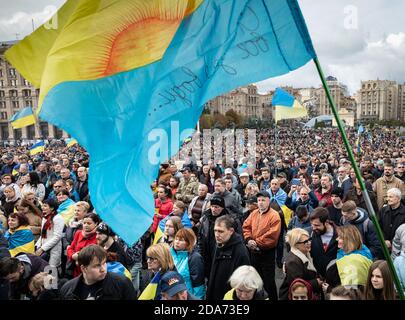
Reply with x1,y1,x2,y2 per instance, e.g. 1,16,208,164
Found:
313,57,405,299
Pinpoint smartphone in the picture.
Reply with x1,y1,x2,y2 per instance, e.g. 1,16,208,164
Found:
291,178,301,186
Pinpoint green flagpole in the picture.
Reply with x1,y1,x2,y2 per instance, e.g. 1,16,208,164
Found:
313,57,405,300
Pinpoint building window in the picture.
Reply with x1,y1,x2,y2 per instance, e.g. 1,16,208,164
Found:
9,68,16,76
10,79,18,86
9,90,18,97
0,80,4,87
22,89,31,97
0,90,4,98
25,100,33,107
12,101,19,109
24,79,30,86
0,101,5,109
0,69,3,77
0,112,7,120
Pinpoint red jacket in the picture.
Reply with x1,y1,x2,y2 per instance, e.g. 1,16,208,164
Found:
67,230,97,277
151,198,173,232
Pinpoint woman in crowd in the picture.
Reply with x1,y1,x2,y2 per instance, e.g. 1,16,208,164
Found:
66,212,101,277
65,201,90,246
279,228,322,300
224,265,268,300
16,199,42,241
169,176,180,200
35,198,65,268
139,242,176,300
170,228,205,299
288,278,315,300
207,168,221,194
0,186,20,218
152,185,173,234
4,211,35,256
157,216,183,246
21,172,46,202
336,224,373,288
158,201,192,230
364,260,396,300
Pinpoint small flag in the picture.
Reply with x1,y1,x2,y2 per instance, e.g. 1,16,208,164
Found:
10,107,36,129
356,137,363,154
138,271,162,300
357,125,364,135
65,138,78,148
29,141,45,155
272,88,308,123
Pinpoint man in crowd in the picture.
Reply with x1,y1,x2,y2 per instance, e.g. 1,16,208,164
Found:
212,178,243,223
374,162,405,210
175,166,199,206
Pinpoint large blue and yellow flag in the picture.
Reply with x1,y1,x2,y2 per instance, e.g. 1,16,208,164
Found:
29,140,45,155
272,87,308,123
5,0,316,244
4,226,35,257
10,107,36,129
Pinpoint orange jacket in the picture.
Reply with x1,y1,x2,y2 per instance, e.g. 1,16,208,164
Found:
243,207,281,250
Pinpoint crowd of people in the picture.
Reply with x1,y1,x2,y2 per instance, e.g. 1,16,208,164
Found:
0,125,404,300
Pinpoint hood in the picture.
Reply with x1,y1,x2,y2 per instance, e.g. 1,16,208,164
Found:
351,207,368,224
220,232,243,249
337,244,373,260
288,278,314,300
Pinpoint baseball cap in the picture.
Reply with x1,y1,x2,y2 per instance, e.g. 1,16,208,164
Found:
277,172,287,179
210,196,225,208
256,190,270,199
160,271,187,297
240,172,249,178
246,196,258,204
224,168,233,175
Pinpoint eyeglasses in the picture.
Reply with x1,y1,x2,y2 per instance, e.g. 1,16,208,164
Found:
146,257,157,262
297,237,312,245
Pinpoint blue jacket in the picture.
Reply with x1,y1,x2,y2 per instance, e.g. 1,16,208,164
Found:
159,211,192,231
287,216,311,231
285,190,319,213
170,247,205,299
394,251,405,291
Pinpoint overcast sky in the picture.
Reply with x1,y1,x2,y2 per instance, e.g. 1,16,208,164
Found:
0,0,404,94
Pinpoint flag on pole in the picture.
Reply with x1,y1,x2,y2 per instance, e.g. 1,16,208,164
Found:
5,0,316,244
65,138,78,148
272,88,308,123
29,141,45,155
10,107,36,129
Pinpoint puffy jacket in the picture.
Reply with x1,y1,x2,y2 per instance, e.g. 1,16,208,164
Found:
152,198,173,233
392,224,405,259
243,206,281,250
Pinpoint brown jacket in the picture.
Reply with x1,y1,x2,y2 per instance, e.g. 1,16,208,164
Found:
373,176,405,210
243,206,281,250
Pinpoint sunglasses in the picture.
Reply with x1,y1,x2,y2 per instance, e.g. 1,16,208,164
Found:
297,237,312,245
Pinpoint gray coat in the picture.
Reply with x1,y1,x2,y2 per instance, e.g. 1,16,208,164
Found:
392,224,405,259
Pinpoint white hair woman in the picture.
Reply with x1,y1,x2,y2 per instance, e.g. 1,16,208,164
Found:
278,228,322,300
223,265,268,300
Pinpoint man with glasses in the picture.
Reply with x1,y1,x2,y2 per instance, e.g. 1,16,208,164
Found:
395,162,405,183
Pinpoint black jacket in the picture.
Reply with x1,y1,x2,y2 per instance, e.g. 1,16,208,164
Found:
198,208,241,278
310,226,339,278
60,272,137,300
206,233,250,300
74,178,89,201
279,250,320,300
378,204,405,242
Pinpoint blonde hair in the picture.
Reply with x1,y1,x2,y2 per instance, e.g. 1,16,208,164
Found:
75,201,90,213
337,224,363,253
285,228,309,248
146,243,175,273
229,265,263,291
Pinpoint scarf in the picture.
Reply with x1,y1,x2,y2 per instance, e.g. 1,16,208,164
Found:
41,212,56,239
291,248,317,273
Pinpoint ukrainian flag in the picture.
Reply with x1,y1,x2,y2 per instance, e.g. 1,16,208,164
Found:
65,138,78,148
138,271,162,300
272,88,308,123
107,261,132,280
4,226,35,257
10,107,36,129
153,226,164,245
5,0,316,244
29,141,45,156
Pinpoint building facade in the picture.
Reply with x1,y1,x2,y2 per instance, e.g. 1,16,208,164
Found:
356,80,404,121
205,84,272,120
0,42,68,141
